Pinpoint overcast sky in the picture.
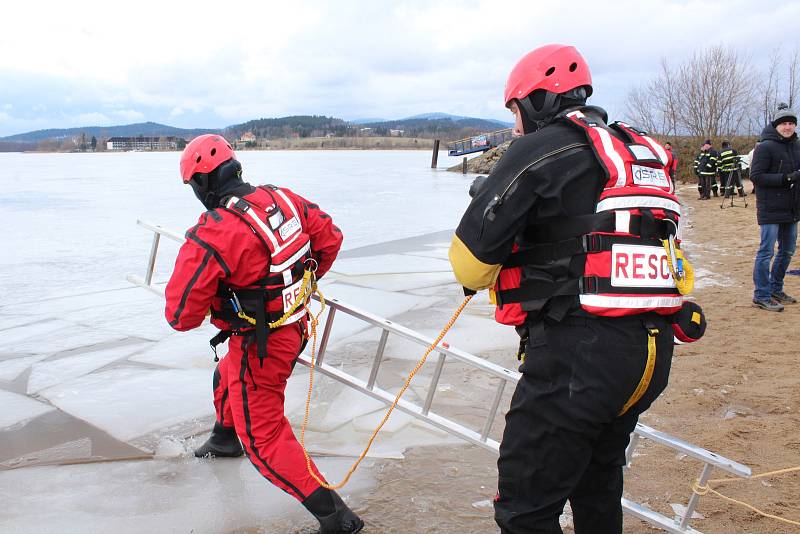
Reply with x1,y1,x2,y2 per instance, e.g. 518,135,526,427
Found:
0,0,797,137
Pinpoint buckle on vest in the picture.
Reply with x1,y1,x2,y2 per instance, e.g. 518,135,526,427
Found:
582,234,605,253
579,276,599,294
234,199,250,212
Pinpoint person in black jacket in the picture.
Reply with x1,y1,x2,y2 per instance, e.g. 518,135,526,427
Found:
449,44,678,534
751,105,800,311
693,140,719,199
718,141,744,198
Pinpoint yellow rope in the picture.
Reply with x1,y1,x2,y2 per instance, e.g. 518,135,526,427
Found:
692,466,800,526
299,293,474,490
662,239,694,295
235,269,314,329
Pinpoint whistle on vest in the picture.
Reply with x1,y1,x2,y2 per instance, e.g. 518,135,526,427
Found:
666,235,684,281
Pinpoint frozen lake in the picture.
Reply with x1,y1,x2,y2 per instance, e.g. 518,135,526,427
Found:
0,150,518,533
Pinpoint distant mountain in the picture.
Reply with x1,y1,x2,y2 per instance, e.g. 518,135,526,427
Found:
0,122,217,143
403,112,468,121
1,113,513,147
348,117,388,124
403,112,512,128
359,115,512,138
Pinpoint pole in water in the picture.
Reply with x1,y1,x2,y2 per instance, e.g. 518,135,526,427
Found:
462,157,467,174
431,140,440,168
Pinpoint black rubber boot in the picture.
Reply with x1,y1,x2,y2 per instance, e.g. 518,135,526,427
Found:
303,487,364,534
194,422,244,458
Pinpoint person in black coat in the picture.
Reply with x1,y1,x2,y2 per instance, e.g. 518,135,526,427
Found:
750,105,800,311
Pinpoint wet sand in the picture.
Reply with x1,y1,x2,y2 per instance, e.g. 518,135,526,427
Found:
354,180,800,533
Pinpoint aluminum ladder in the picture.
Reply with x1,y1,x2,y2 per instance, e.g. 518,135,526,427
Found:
127,219,751,534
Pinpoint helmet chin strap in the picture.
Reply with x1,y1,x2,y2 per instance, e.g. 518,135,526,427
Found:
517,91,561,133
517,87,589,134
189,159,244,210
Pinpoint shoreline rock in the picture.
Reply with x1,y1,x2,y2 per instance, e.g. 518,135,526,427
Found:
446,141,512,174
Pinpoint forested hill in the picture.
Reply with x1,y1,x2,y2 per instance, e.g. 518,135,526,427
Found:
223,116,351,139
222,114,510,140
359,116,510,137
1,114,513,146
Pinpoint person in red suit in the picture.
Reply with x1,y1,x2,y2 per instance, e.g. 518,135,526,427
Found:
165,134,362,533
664,141,678,181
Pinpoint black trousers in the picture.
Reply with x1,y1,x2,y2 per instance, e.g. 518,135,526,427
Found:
720,171,744,197
494,314,674,534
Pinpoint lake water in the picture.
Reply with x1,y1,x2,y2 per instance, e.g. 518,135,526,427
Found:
0,150,470,304
0,150,506,533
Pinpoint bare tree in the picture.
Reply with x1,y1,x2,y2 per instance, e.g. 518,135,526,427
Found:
625,45,756,137
624,85,660,134
758,48,783,130
788,47,799,108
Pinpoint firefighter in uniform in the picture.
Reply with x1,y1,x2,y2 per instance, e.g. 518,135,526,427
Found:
693,140,719,199
718,140,744,198
165,135,363,534
449,45,704,534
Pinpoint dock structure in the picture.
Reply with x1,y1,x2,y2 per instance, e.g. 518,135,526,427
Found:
447,128,513,157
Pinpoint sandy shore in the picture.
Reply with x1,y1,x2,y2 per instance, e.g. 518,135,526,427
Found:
353,179,800,533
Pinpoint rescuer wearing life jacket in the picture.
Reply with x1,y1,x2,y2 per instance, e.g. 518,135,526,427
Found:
449,44,704,534
165,134,363,534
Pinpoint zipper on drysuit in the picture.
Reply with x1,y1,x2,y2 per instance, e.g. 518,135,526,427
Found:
478,142,588,239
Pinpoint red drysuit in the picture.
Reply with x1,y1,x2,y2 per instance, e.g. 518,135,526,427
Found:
165,184,342,501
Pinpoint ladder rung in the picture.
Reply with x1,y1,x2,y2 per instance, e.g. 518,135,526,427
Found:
422,352,447,415
480,380,506,440
367,330,389,390
315,307,336,366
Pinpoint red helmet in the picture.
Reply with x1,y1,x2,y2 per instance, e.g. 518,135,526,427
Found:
504,44,592,107
179,134,235,183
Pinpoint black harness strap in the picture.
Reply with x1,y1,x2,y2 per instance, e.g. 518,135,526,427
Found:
254,292,269,368
497,275,674,306
524,211,674,243
209,330,231,362
505,235,665,268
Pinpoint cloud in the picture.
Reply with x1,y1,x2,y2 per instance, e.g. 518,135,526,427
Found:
113,109,144,122
72,112,112,125
0,0,799,137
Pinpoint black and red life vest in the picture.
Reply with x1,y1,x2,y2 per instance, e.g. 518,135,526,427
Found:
212,185,312,332
492,111,684,324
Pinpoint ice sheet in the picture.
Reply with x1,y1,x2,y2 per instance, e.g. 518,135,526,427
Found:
0,390,55,430
27,345,147,394
332,253,453,276
0,355,47,381
0,151,483,531
0,455,372,534
39,368,213,442
130,327,220,369
334,271,455,292
0,319,128,357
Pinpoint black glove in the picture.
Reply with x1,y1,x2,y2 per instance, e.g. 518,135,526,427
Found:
468,175,488,198
785,171,800,187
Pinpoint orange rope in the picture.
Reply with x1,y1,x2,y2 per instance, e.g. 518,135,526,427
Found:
692,466,800,526
299,293,474,490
